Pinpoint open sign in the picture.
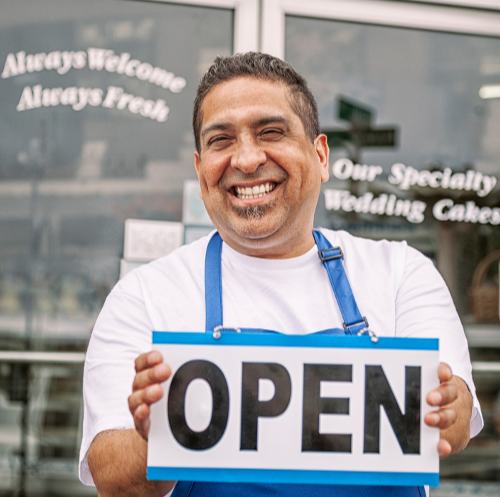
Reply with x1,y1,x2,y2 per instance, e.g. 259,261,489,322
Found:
147,332,440,487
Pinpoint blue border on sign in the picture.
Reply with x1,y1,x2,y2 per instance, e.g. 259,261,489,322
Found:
152,331,438,351
146,467,439,486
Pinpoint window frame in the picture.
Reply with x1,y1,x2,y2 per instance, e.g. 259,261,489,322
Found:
151,0,259,53
261,0,500,59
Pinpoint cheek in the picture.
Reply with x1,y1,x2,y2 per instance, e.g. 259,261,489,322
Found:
200,160,226,188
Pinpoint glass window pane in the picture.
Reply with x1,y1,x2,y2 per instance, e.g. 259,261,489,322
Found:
0,0,233,353
0,1,233,493
286,16,500,318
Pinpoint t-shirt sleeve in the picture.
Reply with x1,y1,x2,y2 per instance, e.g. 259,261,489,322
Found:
395,245,483,438
79,271,153,485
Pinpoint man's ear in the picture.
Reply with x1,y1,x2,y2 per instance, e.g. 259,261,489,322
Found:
314,134,330,183
194,152,203,200
194,151,201,177
194,151,203,200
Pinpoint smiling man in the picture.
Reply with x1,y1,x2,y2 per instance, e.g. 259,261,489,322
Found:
193,75,328,259
79,53,482,497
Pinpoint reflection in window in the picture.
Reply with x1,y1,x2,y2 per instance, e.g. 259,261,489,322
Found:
285,16,500,320
0,1,233,494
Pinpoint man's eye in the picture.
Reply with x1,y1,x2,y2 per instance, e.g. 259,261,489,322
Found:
209,136,229,146
261,129,283,138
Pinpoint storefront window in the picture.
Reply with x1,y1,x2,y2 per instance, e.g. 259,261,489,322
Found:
285,15,500,488
0,0,233,353
0,0,234,493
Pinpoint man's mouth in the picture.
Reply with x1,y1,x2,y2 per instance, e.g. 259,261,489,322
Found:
234,182,276,199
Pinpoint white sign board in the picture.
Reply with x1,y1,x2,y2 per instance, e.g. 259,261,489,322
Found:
148,332,440,487
123,219,183,262
182,180,213,226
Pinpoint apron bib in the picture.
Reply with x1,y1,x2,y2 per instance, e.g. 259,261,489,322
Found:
171,231,425,497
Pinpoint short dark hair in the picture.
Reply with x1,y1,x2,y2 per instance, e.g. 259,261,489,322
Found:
192,52,320,154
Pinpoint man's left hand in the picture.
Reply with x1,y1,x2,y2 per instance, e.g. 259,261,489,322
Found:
424,362,473,459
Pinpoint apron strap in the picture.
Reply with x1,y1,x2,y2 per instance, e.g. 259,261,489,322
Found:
204,230,368,335
205,232,223,332
312,230,367,335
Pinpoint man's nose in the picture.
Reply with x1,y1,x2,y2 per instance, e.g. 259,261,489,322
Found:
231,136,266,174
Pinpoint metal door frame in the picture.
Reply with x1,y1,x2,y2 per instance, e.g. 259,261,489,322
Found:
261,0,500,59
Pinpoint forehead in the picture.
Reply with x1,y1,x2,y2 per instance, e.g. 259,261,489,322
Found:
200,76,296,127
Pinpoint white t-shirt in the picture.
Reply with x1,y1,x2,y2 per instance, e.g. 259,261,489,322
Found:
79,228,483,486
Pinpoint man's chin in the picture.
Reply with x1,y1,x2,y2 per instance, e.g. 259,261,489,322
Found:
231,199,277,220
225,218,283,242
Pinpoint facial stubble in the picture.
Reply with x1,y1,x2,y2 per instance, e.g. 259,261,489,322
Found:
231,197,278,220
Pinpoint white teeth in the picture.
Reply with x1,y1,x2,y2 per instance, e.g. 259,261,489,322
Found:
235,182,276,199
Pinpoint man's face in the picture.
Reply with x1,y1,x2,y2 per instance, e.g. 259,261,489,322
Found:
194,76,329,258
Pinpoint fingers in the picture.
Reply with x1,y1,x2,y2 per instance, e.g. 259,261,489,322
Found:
426,362,457,408
129,381,164,412
425,407,457,430
426,364,466,459
128,351,172,441
425,408,456,460
133,362,171,392
437,362,453,383
135,350,163,373
437,439,452,459
426,382,458,407
128,382,164,440
132,403,152,440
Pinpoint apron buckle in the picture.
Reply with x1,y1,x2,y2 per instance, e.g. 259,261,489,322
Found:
318,246,344,262
343,316,369,331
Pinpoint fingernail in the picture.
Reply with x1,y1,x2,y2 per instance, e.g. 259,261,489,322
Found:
428,413,440,425
430,392,442,405
156,363,168,378
148,352,159,365
147,385,158,400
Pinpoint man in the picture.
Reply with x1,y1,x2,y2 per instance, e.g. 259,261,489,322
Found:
80,53,482,497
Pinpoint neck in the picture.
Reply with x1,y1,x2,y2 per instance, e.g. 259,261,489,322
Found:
219,229,317,260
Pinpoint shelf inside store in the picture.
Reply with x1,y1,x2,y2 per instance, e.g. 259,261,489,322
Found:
440,440,500,479
464,323,500,348
40,427,80,444
0,314,96,344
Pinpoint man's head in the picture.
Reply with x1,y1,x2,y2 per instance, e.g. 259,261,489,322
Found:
193,53,329,259
193,52,320,155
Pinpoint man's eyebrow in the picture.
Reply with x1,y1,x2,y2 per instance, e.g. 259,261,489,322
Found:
252,116,290,128
201,116,290,140
201,122,232,139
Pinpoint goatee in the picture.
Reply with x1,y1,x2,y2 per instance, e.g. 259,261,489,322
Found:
232,199,276,220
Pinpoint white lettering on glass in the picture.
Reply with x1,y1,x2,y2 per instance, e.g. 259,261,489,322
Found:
16,85,169,122
2,48,186,94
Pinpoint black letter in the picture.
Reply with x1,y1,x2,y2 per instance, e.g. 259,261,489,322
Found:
240,363,291,450
364,365,421,454
168,360,229,451
302,364,352,452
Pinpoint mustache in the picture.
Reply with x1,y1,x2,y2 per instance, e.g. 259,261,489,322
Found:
219,165,288,189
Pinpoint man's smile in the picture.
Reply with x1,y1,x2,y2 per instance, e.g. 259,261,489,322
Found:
234,182,277,199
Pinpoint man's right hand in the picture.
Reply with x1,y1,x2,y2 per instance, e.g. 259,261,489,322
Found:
128,351,172,440
88,352,174,497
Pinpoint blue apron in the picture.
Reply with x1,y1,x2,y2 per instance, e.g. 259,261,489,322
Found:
171,231,425,497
